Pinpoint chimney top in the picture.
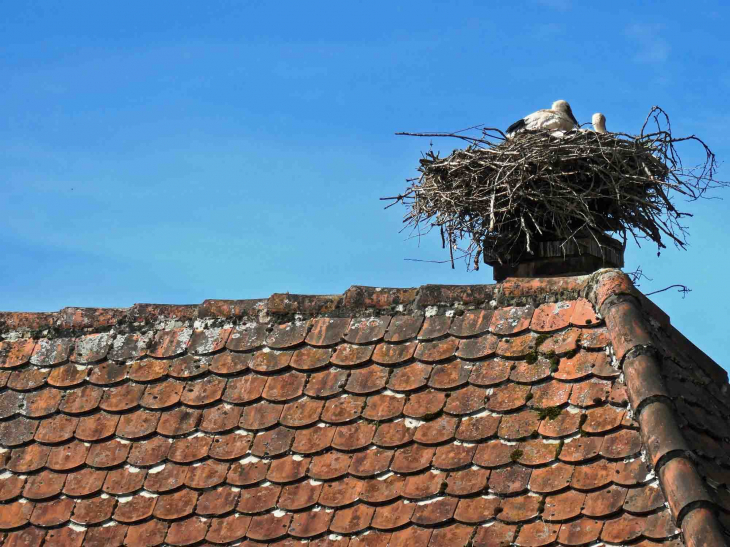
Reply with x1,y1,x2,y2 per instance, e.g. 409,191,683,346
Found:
487,234,625,282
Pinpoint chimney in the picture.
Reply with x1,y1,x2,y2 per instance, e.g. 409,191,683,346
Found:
486,233,625,282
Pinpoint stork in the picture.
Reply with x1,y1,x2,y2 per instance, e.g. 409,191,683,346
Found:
506,100,579,136
592,113,607,133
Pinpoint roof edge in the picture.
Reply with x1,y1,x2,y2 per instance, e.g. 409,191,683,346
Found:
591,269,726,546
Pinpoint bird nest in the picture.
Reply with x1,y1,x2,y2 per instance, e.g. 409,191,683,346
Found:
385,107,725,270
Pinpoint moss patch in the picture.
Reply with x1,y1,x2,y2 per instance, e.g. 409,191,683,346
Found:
536,406,562,420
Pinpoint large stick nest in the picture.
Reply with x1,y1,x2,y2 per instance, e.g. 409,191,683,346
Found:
385,107,725,270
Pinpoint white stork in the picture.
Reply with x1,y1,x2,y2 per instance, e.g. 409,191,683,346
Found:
592,112,607,133
506,100,579,137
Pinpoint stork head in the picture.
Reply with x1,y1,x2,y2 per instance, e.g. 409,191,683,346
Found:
592,112,607,133
552,100,579,126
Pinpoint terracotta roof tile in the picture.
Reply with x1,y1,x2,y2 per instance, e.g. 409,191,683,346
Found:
154,489,198,519
84,524,128,547
319,476,363,507
601,512,647,542
371,499,414,530
109,333,149,361
251,427,295,457
515,521,560,546
558,517,603,545
100,382,144,411
499,409,541,440
206,514,251,544
47,441,89,471
418,315,451,340
363,392,405,420
456,413,500,442
388,362,431,391
251,349,293,373
344,317,390,344
472,521,516,546
334,421,376,449
537,407,582,438
391,444,435,473
157,407,201,436
331,343,373,367
385,314,423,342
144,463,189,492
227,458,270,486
112,495,156,523
290,346,332,370
330,504,374,534
543,489,585,521
200,403,244,433
508,438,557,467
47,363,87,387
510,358,551,383
433,442,477,469
456,333,499,359
0,339,36,369
30,338,71,367
496,332,538,358
583,484,627,517
267,455,311,483
42,527,85,547
412,496,458,525
454,496,500,523
21,388,61,418
168,434,212,463
349,447,392,477
62,468,106,497
531,302,574,332
124,520,168,545
445,466,489,495
489,464,532,494
8,367,49,390
240,401,285,430
346,365,389,394
281,398,324,427
223,373,267,404
428,360,470,390
148,328,191,358
0,474,25,502
360,474,404,503
29,498,75,527
403,389,445,418
209,350,251,374
289,509,332,538
529,462,573,493
499,494,541,523
310,451,352,480
278,481,321,511
165,516,209,545
414,337,458,362
558,435,603,463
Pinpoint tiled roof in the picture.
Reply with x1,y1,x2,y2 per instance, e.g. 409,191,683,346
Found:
0,269,727,547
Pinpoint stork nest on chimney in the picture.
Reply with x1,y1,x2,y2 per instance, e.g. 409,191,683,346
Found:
385,107,725,270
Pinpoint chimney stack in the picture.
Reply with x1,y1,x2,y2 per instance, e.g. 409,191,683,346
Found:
487,233,625,282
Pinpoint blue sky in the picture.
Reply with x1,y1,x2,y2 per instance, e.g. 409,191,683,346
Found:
1,1,728,364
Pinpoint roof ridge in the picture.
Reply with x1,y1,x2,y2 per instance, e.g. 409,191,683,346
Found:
592,269,727,546
0,274,598,335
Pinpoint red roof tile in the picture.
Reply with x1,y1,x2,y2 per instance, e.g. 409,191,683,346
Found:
0,270,724,546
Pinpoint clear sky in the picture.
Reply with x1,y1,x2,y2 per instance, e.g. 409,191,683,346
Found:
2,1,728,365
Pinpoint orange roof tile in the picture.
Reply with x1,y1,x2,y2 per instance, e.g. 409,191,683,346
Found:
0,269,727,546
